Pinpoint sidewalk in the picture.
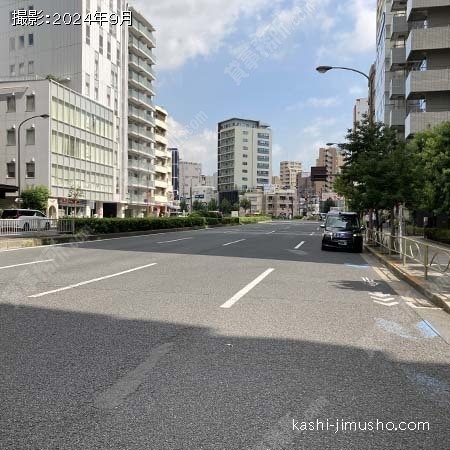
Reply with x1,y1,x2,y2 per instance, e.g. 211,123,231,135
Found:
365,242,450,314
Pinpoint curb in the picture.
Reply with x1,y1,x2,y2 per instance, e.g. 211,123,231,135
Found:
364,244,450,314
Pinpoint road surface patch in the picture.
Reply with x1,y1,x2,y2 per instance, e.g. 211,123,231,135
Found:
0,259,54,270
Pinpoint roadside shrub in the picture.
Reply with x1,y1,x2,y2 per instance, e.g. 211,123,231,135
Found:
71,216,205,234
240,216,271,224
424,228,450,245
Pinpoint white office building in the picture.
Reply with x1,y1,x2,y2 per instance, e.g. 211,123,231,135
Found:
218,118,272,193
0,78,116,217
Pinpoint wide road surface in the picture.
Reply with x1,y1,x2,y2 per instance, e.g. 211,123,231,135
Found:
1,221,449,449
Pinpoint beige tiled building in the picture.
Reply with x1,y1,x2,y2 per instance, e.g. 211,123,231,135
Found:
280,161,302,189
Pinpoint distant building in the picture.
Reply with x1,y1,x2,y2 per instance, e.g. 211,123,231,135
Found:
353,98,369,129
217,118,272,194
315,147,345,195
271,176,281,185
192,185,218,206
280,161,302,189
266,189,298,218
179,161,202,201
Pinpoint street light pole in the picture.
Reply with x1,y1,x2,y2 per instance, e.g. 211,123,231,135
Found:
316,66,372,123
17,114,50,197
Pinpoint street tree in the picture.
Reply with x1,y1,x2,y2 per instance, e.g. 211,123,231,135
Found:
179,199,188,212
68,185,84,217
220,198,232,215
322,198,336,214
192,200,206,212
240,198,252,215
207,198,218,211
21,186,50,213
409,121,450,216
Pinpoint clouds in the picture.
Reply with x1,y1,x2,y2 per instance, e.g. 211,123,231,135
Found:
133,0,277,70
316,0,376,62
168,116,217,174
285,96,341,112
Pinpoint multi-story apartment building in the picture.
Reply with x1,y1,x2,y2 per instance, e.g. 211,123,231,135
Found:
315,147,345,195
280,161,302,189
217,118,272,194
169,148,180,201
266,189,298,218
376,0,450,137
153,105,172,216
126,6,157,217
179,161,202,201
0,78,116,217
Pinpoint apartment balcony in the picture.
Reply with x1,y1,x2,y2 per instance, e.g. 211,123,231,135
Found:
155,148,170,160
389,14,408,39
406,27,450,61
390,77,406,99
405,110,450,136
130,20,156,48
128,123,155,143
128,105,155,126
389,106,406,127
128,36,156,65
390,47,407,70
155,133,168,147
155,164,169,174
128,88,154,111
155,179,168,189
391,0,408,12
153,194,169,205
407,0,450,20
128,177,155,190
128,142,155,158
406,68,450,99
129,70,156,96
128,160,155,173
128,54,156,81
155,117,168,131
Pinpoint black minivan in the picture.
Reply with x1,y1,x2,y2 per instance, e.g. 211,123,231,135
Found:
321,212,365,252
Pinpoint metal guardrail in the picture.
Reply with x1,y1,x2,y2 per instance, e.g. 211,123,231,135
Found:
369,230,450,280
0,218,75,237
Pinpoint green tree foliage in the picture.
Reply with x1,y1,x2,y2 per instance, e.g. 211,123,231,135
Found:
207,198,218,211
334,118,421,214
179,199,188,212
409,122,450,215
192,200,207,212
219,198,232,214
240,198,252,214
21,186,50,212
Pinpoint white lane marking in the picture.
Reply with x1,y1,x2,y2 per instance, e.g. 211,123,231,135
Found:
220,268,275,309
310,232,315,236
0,259,54,270
266,231,276,235
157,237,193,244
374,300,399,307
295,241,305,249
94,342,173,410
29,263,157,298
223,239,246,247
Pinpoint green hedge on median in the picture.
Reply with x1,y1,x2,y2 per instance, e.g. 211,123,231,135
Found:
424,228,450,245
72,216,206,235
240,216,271,224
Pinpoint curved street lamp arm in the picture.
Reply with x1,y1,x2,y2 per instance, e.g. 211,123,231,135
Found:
327,66,370,82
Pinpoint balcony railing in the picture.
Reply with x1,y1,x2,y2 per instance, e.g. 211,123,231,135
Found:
128,36,156,64
128,88,154,110
129,70,155,94
128,160,155,172
130,20,156,48
128,177,155,190
406,26,450,60
406,110,450,137
406,68,450,98
128,54,156,79
128,123,155,142
128,105,155,126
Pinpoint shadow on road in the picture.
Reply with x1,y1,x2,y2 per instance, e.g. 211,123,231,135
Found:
1,303,449,449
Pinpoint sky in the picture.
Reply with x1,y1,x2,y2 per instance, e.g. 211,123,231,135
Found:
133,0,376,176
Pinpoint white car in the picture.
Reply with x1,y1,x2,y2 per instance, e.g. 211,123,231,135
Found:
1,209,51,231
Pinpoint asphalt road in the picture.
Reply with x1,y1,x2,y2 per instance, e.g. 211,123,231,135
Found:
1,221,449,449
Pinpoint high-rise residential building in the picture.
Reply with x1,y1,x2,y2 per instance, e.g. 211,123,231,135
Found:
353,98,369,129
315,147,345,194
280,161,302,189
179,161,202,201
376,0,450,137
169,148,180,200
153,105,172,216
217,118,272,193
126,6,157,217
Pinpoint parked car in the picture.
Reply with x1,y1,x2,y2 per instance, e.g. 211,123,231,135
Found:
1,209,51,231
321,211,365,252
